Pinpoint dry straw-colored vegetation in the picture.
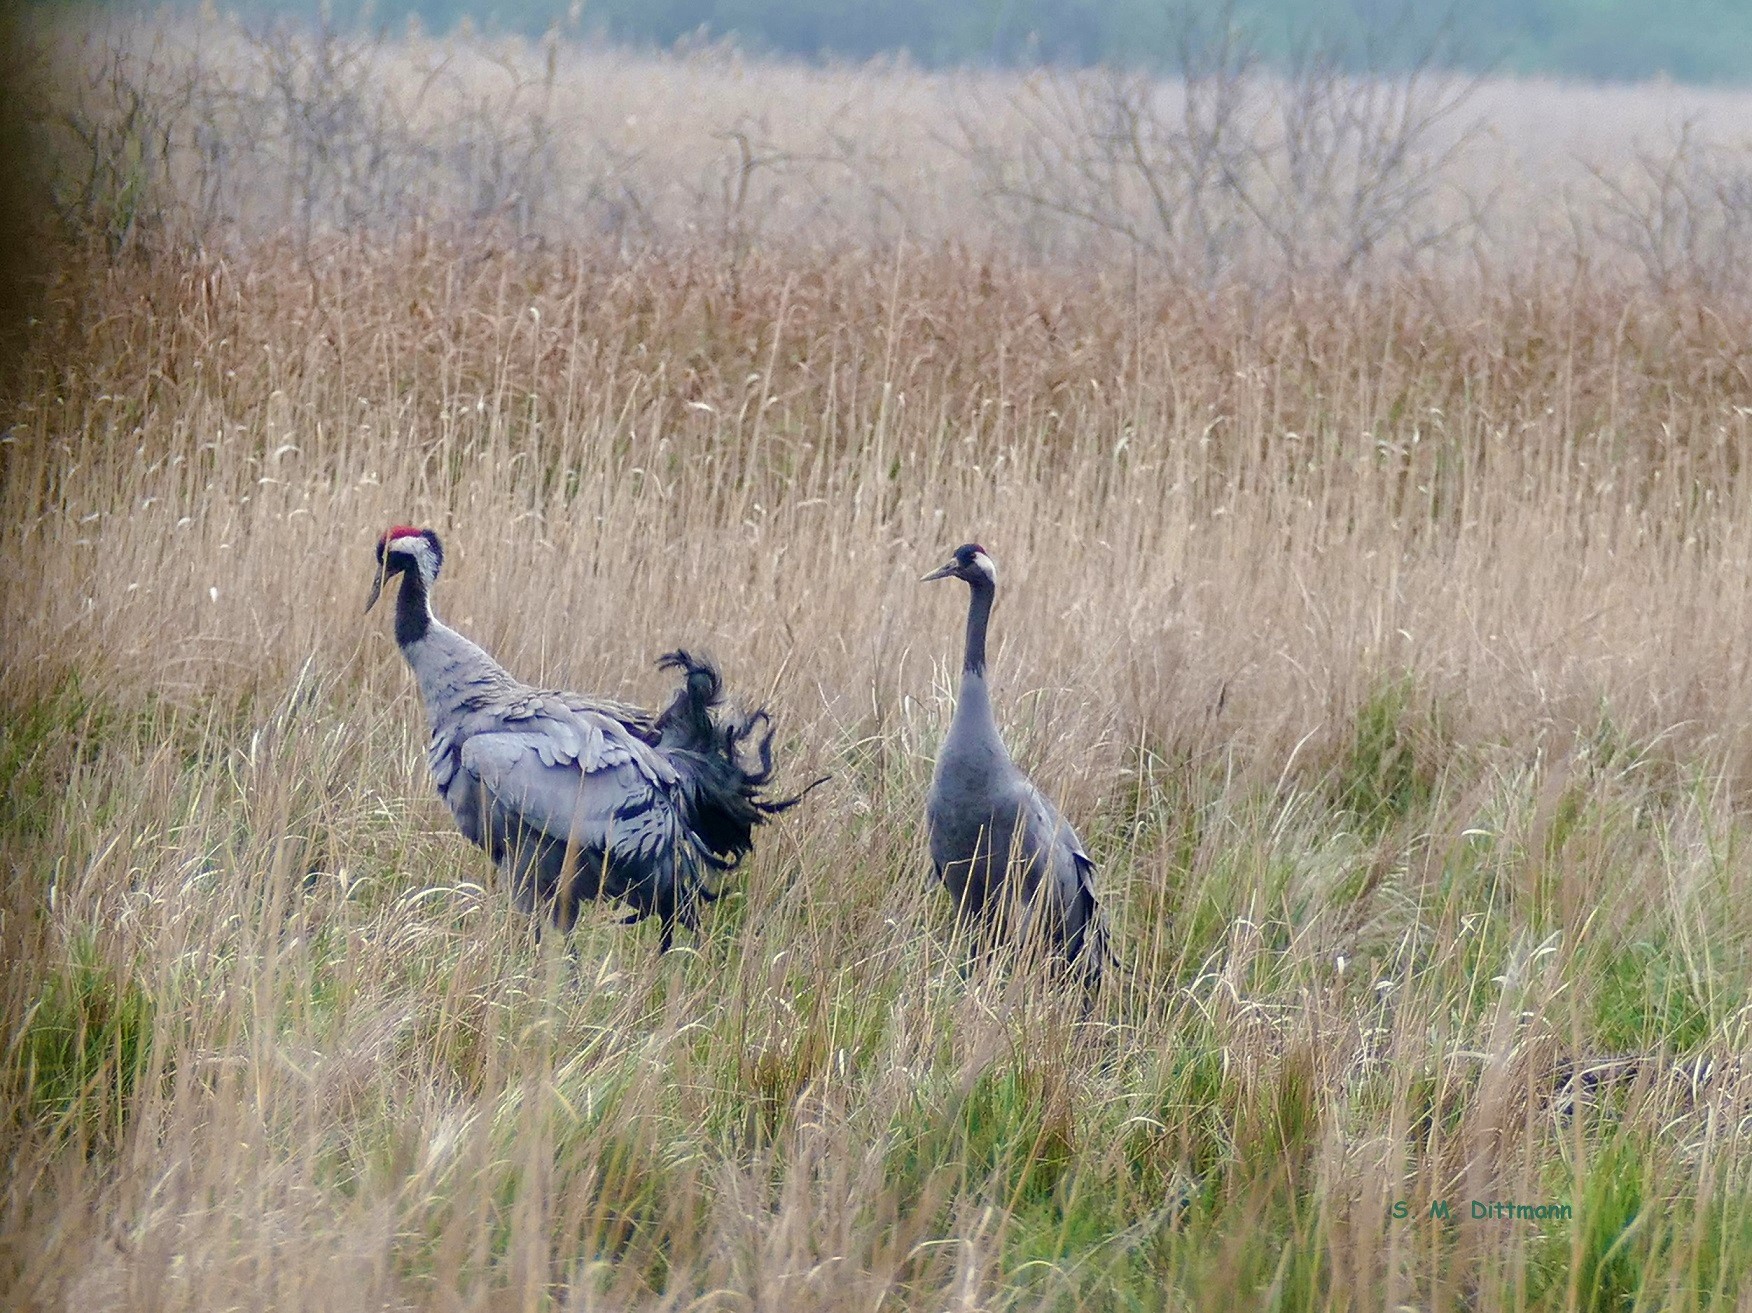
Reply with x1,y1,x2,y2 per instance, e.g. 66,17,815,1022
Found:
11,12,1752,1311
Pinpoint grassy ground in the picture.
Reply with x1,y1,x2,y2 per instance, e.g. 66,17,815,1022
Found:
4,232,1752,1309
10,16,1752,1300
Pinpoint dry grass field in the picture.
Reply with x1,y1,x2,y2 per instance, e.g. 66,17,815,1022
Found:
10,14,1752,1312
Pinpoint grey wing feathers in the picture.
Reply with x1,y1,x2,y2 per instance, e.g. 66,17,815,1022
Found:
440,699,710,943
1022,784,1111,984
461,732,672,861
1065,849,1111,984
497,695,672,780
553,690,659,743
1021,783,1083,887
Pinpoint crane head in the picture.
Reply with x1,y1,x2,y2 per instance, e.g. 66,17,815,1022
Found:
921,543,997,588
366,525,444,611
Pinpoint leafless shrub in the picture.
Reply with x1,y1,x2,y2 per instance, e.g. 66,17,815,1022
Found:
41,27,200,255
17,17,994,263
30,5,1752,298
957,20,1257,275
958,7,1484,283
226,16,578,245
35,15,585,254
430,37,565,234
1260,40,1482,278
243,16,421,244
701,112,889,267
1586,119,1752,298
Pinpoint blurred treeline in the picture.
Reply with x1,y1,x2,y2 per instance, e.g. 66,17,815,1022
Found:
125,0,1752,83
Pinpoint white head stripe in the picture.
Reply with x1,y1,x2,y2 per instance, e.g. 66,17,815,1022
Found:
972,551,997,584
390,535,438,579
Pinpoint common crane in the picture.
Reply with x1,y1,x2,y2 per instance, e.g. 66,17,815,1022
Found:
367,525,805,949
923,543,1111,986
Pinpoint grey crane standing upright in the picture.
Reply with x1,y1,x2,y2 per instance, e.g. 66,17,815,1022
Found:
923,543,1111,985
366,524,806,950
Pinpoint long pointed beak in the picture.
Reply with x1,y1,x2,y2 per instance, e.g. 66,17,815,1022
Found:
920,562,957,583
364,565,387,613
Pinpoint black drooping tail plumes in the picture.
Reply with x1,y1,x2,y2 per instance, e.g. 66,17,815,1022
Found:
651,650,827,878
652,650,725,756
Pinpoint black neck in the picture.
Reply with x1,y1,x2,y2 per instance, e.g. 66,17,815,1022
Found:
394,567,432,647
963,578,994,676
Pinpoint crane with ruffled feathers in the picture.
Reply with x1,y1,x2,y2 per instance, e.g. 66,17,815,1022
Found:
366,525,807,949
